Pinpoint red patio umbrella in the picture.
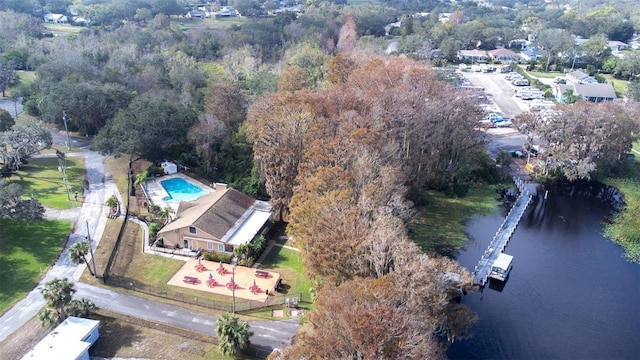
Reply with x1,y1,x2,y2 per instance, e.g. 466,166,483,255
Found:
253,279,257,287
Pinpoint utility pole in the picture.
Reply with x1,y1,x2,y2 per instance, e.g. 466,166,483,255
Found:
62,111,70,150
86,220,97,277
57,149,71,201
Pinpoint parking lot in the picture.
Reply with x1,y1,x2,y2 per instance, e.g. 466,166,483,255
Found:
460,69,531,119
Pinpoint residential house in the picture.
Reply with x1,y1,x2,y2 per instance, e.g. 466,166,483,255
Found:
157,184,272,255
488,48,519,62
44,13,68,24
607,40,629,52
520,48,545,62
186,10,207,19
567,70,597,84
574,83,617,102
21,317,100,360
556,82,617,103
458,49,489,63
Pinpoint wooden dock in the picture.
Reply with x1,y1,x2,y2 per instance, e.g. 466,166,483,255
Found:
473,177,532,286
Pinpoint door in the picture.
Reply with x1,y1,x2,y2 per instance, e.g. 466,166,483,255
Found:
183,239,188,249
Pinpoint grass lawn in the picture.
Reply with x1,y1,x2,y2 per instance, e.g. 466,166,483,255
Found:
605,178,640,263
601,74,628,97
0,218,72,314
633,141,640,158
409,183,505,255
43,23,84,36
12,156,85,210
259,246,310,297
527,70,561,79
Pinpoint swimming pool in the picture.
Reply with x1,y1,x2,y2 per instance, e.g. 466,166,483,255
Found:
160,178,206,202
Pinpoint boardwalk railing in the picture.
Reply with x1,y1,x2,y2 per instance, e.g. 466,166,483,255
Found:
473,176,532,286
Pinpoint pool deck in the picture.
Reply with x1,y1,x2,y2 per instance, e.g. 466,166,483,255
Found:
144,173,213,213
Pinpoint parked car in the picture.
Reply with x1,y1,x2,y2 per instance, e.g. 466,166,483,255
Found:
495,119,513,127
512,79,530,86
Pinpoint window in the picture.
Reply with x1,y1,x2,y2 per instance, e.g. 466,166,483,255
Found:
188,226,196,234
218,244,225,252
207,242,213,251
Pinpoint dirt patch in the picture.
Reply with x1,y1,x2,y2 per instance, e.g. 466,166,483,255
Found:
90,310,217,359
0,315,49,359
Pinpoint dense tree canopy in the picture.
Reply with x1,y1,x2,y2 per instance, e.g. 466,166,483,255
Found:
249,55,481,356
0,120,52,171
515,102,640,180
93,96,197,162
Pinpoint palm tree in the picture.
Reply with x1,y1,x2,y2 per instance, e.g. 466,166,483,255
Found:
67,298,98,317
134,170,149,188
157,206,171,224
105,195,118,209
215,313,253,356
68,241,95,276
40,277,76,324
38,307,59,329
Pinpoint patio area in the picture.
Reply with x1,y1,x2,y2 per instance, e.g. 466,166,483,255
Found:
167,259,280,302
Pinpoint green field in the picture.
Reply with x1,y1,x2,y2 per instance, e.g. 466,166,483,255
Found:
12,156,85,210
409,184,505,255
0,219,72,314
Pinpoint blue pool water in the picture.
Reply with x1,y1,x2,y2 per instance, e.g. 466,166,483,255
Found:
160,178,205,202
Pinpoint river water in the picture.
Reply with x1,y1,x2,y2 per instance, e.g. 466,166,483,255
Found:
448,185,640,360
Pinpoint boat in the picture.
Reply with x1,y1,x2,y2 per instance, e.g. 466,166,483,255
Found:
490,253,513,281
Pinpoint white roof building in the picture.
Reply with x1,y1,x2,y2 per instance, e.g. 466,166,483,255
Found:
21,317,100,360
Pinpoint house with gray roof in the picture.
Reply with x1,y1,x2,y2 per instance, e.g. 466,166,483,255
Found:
157,184,272,255
567,70,596,84
520,48,545,62
556,82,617,103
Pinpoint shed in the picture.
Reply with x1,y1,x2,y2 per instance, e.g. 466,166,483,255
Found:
162,161,178,175
21,316,100,360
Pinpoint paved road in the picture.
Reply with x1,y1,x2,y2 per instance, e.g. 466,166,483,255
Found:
0,98,23,118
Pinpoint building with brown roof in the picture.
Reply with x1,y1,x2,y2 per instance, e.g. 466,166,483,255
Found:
157,184,272,255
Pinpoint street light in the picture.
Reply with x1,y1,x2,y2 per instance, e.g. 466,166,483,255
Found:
231,263,238,315
232,263,237,314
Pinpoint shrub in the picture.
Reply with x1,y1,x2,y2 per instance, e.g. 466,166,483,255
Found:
238,256,255,267
203,251,232,263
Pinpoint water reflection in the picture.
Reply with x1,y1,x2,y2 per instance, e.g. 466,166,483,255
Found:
449,184,640,360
